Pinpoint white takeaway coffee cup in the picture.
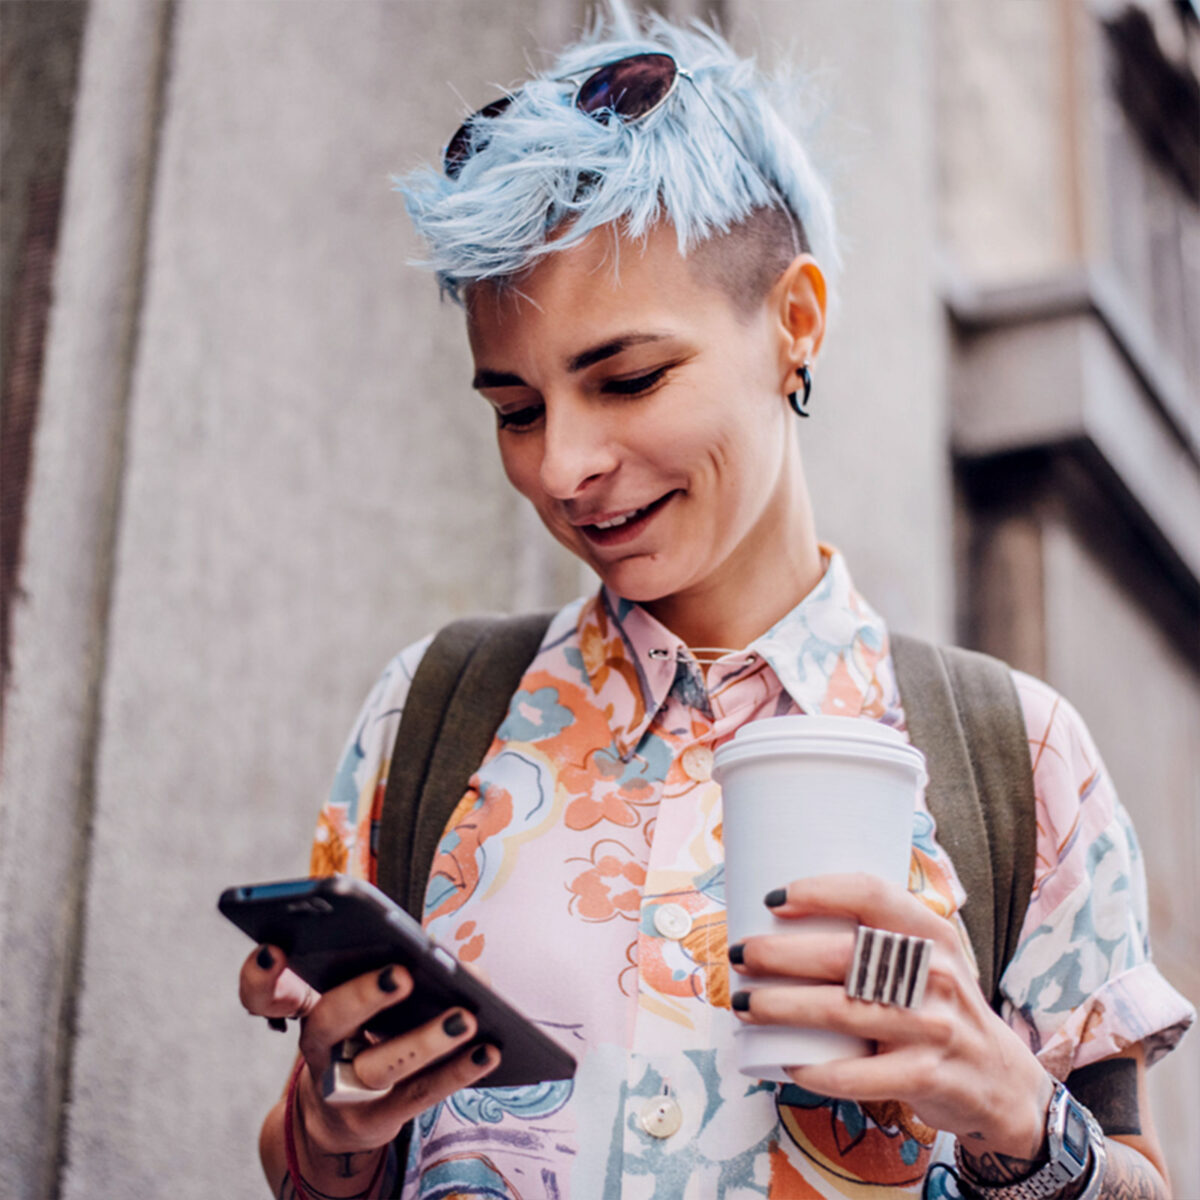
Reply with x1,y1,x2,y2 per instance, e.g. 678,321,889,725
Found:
712,715,927,1082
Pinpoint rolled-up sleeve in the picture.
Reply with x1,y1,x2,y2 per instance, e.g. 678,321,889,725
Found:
310,634,433,883
998,671,1194,1078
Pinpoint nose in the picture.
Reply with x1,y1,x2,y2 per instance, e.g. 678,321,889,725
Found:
538,398,620,500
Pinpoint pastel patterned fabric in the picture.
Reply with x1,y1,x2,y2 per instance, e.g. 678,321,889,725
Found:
312,551,1193,1199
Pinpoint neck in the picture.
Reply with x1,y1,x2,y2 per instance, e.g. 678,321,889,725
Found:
643,479,824,651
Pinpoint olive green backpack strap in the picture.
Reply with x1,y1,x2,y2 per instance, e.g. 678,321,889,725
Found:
375,610,555,918
890,634,1038,1012
374,611,552,1190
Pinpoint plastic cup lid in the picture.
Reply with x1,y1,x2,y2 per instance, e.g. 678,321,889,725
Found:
713,715,926,781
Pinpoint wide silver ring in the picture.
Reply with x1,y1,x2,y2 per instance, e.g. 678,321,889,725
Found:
845,926,933,1009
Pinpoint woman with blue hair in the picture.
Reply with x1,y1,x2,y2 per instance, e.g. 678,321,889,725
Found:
240,8,1190,1198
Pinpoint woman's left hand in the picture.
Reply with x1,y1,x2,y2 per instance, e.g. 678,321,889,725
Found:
729,872,1052,1160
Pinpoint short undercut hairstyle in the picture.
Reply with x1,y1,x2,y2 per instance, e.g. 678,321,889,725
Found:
396,7,841,313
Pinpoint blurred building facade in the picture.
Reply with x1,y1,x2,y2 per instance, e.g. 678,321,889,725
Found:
0,1,1195,1197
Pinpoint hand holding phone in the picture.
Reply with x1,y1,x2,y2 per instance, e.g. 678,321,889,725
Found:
239,937,499,1193
224,876,575,1088
229,875,579,1195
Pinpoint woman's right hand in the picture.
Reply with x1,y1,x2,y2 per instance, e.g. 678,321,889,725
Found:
240,945,500,1192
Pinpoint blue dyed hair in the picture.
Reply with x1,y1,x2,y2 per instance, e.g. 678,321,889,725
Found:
396,7,840,307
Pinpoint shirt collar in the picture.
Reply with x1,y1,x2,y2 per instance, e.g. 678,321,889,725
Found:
574,589,680,761
748,548,891,719
575,547,892,760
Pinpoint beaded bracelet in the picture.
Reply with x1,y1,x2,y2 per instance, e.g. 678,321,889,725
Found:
284,1059,389,1200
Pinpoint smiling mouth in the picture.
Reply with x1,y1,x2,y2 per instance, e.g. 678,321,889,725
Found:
578,491,678,545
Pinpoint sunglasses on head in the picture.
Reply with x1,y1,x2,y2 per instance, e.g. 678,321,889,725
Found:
442,51,803,256
443,52,686,179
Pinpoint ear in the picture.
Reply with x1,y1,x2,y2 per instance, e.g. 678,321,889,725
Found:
770,254,827,389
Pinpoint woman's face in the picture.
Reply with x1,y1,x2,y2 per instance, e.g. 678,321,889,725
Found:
466,222,819,610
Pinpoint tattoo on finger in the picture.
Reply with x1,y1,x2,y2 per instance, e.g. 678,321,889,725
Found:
323,1150,377,1180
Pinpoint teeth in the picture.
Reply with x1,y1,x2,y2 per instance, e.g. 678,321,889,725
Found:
593,506,646,530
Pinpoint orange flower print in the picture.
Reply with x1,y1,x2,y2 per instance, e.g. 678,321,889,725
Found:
567,840,646,921
453,919,485,964
575,600,647,732
638,907,724,1001
580,621,613,683
424,782,515,923
310,806,350,877
561,736,670,831
820,655,865,717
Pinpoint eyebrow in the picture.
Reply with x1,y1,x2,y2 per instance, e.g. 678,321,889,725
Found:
567,333,672,373
472,332,674,390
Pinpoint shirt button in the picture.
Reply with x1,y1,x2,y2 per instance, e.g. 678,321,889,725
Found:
681,744,714,782
653,903,693,940
639,1095,683,1139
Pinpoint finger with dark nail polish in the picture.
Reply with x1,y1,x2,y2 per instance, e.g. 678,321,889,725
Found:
266,1016,287,1033
378,966,399,993
764,888,788,908
731,991,751,1012
728,942,745,965
472,1044,492,1066
256,945,275,970
443,1012,467,1037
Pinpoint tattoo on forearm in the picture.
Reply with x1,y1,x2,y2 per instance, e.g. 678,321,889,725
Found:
959,1073,1053,1183
958,1147,1045,1185
1067,1058,1142,1137
1100,1140,1167,1200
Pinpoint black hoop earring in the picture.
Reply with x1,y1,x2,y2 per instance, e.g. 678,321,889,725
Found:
787,363,812,418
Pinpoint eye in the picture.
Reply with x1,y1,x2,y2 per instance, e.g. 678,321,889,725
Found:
603,365,670,396
496,403,544,430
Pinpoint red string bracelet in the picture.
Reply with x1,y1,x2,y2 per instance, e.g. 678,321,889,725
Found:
284,1059,388,1200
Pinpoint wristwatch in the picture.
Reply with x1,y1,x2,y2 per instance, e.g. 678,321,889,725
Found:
954,1079,1107,1200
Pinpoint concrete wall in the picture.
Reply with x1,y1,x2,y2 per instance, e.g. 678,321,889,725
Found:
939,0,1200,1190
728,0,951,641
1042,520,1200,1197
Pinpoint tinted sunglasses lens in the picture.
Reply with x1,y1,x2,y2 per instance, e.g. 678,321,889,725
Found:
443,95,514,178
443,54,678,179
575,53,677,120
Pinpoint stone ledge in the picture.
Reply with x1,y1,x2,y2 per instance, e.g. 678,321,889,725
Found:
944,266,1200,599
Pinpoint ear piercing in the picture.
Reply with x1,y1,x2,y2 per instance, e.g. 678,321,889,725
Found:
787,362,812,418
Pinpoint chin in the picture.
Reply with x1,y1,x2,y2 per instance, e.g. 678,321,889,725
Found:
589,557,685,605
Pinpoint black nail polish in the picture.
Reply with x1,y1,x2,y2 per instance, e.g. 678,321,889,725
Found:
443,1012,467,1037
266,1016,287,1033
471,1044,491,1066
731,991,751,1012
256,946,275,970
378,966,399,993
764,888,788,908
728,942,745,965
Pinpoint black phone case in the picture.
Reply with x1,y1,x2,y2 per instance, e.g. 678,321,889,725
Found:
219,875,576,1088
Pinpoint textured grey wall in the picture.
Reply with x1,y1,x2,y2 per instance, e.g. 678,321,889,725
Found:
728,0,951,641
937,1,1200,1191
1042,524,1200,1199
1,3,175,1196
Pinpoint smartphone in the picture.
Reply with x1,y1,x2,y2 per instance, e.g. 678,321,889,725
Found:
219,875,576,1088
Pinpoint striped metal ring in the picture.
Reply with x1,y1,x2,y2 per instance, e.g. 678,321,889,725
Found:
845,926,933,1009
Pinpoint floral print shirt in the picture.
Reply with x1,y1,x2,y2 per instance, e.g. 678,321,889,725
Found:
312,551,1193,1199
